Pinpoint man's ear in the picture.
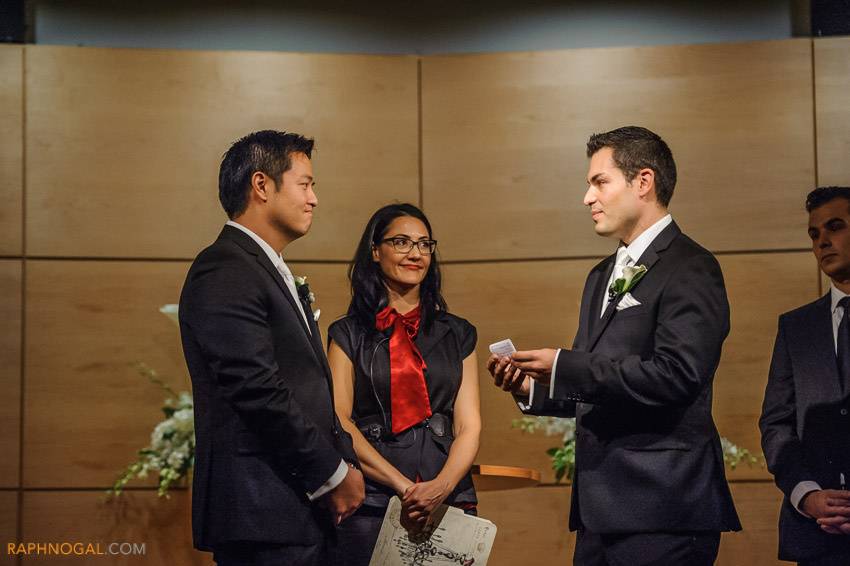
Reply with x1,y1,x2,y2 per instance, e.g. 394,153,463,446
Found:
635,168,656,199
251,171,271,203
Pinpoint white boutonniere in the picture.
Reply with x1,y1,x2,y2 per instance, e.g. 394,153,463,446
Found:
293,275,320,321
608,265,648,301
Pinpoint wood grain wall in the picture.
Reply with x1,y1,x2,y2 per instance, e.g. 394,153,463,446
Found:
2,36,848,565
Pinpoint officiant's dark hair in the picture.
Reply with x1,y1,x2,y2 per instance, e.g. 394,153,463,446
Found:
218,130,315,219
806,186,850,213
347,204,447,332
586,126,677,208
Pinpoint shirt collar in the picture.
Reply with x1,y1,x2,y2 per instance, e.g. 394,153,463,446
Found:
830,283,850,313
225,220,284,270
621,214,673,263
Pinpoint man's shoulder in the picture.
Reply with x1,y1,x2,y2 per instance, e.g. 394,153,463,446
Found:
779,294,829,326
669,231,716,261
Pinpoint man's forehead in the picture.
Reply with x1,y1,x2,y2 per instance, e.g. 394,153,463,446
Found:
809,201,850,226
587,148,618,179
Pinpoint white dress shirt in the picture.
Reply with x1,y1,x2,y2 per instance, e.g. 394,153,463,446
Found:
225,221,347,500
789,283,850,516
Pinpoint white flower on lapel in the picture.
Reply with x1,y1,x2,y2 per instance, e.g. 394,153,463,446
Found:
293,275,319,321
616,292,642,311
608,264,648,300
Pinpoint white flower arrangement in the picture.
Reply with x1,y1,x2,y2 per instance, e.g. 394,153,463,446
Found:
108,363,195,498
513,416,761,482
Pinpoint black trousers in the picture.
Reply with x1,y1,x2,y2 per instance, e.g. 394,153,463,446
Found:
574,528,721,566
212,540,330,566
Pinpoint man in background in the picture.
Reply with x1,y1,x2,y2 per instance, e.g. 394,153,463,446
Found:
760,186,850,566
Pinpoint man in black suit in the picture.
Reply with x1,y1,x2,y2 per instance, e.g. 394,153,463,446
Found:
760,186,850,565
179,130,364,565
489,126,741,565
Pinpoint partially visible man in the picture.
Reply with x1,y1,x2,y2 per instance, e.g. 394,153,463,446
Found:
180,130,364,565
760,186,850,566
489,126,740,566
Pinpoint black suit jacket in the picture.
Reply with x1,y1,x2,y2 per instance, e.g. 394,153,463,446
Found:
179,226,357,551
523,221,741,534
760,293,850,561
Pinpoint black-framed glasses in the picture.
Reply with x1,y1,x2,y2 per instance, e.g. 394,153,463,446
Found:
380,237,437,255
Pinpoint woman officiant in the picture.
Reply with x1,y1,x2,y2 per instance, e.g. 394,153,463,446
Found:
327,203,481,565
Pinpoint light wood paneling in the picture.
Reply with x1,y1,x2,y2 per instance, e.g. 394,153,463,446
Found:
21,490,211,564
815,37,850,186
25,46,418,260
24,261,191,488
423,39,814,260
716,252,820,481
478,486,573,566
0,261,22,488
0,491,19,560
0,45,23,256
719,482,783,566
443,260,595,483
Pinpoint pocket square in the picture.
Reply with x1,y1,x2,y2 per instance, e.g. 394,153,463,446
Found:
616,292,642,311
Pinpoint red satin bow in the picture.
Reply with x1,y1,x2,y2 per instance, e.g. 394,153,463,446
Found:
375,305,432,434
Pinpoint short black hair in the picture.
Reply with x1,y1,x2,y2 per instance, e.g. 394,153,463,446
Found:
586,126,677,207
218,130,314,219
805,186,850,213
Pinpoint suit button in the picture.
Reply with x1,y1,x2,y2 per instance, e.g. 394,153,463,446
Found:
332,427,340,436
841,408,848,416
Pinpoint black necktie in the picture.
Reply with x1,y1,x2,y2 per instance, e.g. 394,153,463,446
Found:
838,297,850,394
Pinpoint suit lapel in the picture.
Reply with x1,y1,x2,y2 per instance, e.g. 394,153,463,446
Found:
580,259,614,350
220,226,326,370
300,293,333,379
586,222,680,352
801,294,842,398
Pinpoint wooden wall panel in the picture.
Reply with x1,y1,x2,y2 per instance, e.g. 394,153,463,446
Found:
20,491,211,564
0,491,19,560
716,252,820,481
0,45,23,256
443,260,595,483
478,486,573,566
815,37,850,186
423,39,814,260
24,261,191,488
0,261,22,488
24,46,418,260
719,482,783,566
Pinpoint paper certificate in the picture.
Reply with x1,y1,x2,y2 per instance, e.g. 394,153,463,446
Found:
368,496,497,566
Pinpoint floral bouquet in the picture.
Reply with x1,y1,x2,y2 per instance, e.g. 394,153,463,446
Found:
108,363,195,498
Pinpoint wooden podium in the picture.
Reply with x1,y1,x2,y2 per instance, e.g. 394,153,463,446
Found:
471,464,541,491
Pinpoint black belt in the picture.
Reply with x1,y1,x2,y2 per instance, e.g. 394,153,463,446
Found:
356,413,452,441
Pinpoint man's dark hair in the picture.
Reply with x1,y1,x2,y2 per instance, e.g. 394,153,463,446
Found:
218,130,315,219
805,186,850,213
586,126,677,207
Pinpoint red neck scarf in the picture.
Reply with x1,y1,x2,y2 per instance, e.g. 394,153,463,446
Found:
375,305,432,434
